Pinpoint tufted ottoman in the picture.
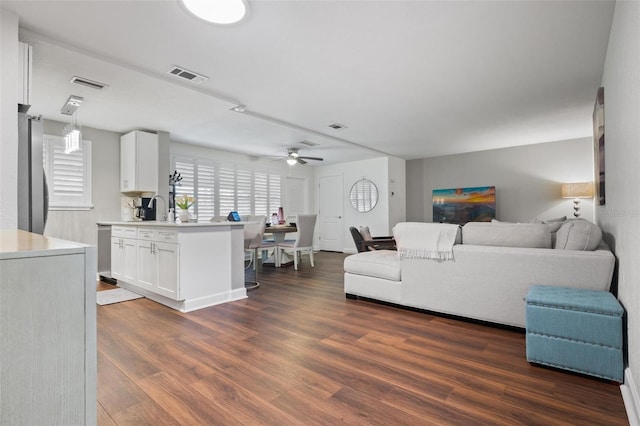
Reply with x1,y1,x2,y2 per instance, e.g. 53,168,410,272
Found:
525,285,624,382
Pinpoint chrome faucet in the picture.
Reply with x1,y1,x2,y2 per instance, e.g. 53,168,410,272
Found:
147,194,167,221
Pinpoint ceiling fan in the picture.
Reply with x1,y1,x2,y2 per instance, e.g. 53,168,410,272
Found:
284,147,323,165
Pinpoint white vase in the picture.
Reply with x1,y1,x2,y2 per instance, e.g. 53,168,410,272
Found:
178,210,189,223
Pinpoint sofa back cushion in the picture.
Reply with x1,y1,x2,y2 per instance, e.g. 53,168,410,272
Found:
554,219,602,251
462,222,552,248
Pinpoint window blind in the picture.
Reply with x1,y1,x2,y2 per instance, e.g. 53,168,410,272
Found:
43,135,92,209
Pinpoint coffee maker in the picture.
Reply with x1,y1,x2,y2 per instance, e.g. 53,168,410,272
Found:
135,197,156,221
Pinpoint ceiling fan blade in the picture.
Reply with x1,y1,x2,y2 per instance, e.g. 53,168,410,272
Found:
299,156,324,161
297,158,308,165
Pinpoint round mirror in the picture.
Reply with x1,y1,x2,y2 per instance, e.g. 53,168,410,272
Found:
350,178,379,212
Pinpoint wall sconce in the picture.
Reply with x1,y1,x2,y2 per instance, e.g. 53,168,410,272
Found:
561,182,594,217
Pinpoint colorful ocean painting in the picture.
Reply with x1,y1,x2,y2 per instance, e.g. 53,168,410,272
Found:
432,186,496,224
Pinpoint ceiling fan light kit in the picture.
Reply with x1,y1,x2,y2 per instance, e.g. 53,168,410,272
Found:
284,147,323,165
179,0,249,25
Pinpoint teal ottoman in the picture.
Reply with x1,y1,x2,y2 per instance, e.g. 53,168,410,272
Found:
525,285,624,382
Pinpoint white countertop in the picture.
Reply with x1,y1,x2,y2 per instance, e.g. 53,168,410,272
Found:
97,220,244,228
0,230,89,259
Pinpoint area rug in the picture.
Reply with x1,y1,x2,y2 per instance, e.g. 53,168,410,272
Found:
97,288,144,306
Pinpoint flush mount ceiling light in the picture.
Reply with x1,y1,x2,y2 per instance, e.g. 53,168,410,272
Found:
180,0,248,25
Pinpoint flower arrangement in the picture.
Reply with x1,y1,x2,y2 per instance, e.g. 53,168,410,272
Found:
175,195,195,210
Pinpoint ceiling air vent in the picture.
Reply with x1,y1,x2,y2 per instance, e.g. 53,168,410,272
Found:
299,140,319,147
328,123,347,130
70,76,108,90
168,66,208,84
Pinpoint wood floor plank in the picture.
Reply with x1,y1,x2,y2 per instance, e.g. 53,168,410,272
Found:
97,251,628,425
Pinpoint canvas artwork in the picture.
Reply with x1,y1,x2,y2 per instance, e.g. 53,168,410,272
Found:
433,186,496,224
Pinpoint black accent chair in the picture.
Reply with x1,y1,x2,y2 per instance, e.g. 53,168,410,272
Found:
349,227,396,253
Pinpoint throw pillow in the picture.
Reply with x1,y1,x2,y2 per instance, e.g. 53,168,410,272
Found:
359,226,373,241
555,219,602,251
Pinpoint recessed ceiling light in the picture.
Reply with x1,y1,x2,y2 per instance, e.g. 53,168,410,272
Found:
230,105,246,113
180,0,248,25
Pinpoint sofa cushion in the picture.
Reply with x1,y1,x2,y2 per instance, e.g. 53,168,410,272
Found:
359,226,373,241
462,222,552,248
344,250,401,282
554,219,602,251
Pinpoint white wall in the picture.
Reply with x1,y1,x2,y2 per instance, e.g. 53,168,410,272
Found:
0,9,19,229
598,1,640,418
407,138,596,223
170,142,316,217
388,156,407,230
42,120,121,245
315,156,406,253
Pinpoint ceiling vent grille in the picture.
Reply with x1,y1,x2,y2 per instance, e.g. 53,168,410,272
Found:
70,76,108,90
168,66,208,84
328,123,347,130
299,140,319,147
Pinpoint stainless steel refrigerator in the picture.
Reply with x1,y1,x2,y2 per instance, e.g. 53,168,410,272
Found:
17,104,48,234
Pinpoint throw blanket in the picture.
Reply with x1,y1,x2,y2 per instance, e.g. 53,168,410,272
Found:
393,222,460,261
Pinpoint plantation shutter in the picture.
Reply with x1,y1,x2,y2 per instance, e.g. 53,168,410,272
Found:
43,135,92,209
236,167,252,216
218,164,235,215
196,160,215,222
269,173,281,216
173,157,195,215
254,171,268,217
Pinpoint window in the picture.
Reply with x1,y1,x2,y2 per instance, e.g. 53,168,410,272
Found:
171,155,282,222
43,135,92,210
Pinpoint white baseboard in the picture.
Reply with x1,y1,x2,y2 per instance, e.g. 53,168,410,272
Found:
622,368,640,426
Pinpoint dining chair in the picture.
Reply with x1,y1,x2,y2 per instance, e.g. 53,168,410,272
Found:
349,226,396,253
243,216,271,289
277,213,317,270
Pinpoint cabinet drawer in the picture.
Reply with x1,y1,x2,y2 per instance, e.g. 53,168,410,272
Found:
111,226,137,238
137,228,156,241
155,229,179,243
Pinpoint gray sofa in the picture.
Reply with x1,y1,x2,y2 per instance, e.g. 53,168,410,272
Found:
343,220,615,328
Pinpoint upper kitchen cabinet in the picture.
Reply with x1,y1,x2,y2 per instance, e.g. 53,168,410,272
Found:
121,130,158,194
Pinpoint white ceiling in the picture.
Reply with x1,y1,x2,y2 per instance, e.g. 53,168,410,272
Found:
3,0,614,165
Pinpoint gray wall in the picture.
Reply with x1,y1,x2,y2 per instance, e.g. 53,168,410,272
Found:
598,0,640,402
406,138,596,223
43,120,121,245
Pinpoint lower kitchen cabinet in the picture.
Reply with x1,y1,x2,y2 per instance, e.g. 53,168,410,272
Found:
103,222,246,312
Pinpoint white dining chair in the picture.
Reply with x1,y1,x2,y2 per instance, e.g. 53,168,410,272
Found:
277,213,317,270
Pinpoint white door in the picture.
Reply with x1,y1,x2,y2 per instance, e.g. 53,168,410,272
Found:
319,175,344,251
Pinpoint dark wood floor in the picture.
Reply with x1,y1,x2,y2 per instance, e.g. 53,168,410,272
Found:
97,251,628,425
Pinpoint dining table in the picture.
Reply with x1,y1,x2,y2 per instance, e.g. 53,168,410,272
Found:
263,224,297,267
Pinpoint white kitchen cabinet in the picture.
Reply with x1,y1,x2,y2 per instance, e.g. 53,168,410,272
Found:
111,226,137,283
135,238,179,299
100,222,246,312
0,230,96,426
120,130,158,194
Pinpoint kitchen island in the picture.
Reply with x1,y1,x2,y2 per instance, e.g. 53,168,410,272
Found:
98,221,246,312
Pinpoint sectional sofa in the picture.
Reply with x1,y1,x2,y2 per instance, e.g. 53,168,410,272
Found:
344,219,615,328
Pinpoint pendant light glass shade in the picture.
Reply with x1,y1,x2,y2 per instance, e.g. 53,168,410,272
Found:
64,111,82,154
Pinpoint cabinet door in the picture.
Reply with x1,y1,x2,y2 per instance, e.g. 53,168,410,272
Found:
136,240,156,290
111,237,123,280
155,242,179,300
120,132,136,192
136,131,158,193
121,238,137,284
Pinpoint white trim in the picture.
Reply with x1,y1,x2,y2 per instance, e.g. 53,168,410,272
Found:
622,368,640,426
116,281,247,313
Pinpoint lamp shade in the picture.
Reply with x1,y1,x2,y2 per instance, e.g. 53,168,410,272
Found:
561,182,594,199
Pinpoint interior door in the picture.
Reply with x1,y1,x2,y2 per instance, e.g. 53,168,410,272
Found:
319,175,344,252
